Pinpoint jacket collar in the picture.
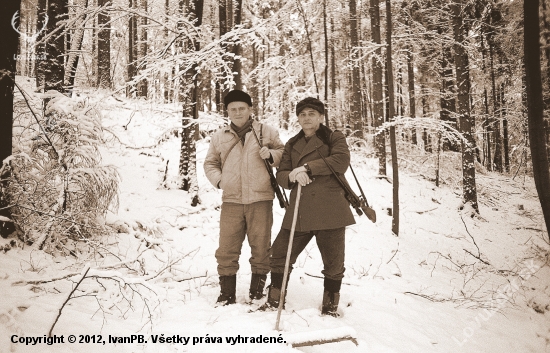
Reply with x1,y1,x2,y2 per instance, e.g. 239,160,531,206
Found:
291,124,333,163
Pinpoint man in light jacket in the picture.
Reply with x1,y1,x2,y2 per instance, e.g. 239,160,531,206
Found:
261,97,355,317
204,90,285,305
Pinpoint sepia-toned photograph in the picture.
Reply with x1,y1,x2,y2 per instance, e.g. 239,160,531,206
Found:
0,0,549,352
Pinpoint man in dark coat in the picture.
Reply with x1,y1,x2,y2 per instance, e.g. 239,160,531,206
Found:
261,97,355,316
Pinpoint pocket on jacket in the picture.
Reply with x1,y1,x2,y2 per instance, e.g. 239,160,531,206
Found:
220,172,240,197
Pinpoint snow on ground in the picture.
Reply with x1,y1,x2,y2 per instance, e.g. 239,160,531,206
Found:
1,87,550,352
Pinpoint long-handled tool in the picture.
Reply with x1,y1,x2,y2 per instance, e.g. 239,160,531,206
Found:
275,183,301,331
274,183,359,348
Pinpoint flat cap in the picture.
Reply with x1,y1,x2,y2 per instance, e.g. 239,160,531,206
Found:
224,89,252,107
296,97,325,116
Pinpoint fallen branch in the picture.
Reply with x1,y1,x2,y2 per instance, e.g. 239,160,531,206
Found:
304,272,358,286
463,248,491,266
49,265,91,337
460,214,481,258
403,291,448,303
386,243,399,264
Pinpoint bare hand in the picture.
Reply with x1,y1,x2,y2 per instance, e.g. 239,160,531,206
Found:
259,146,271,160
288,166,305,182
289,166,311,186
294,172,312,186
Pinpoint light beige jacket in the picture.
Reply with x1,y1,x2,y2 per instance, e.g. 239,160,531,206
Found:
204,121,284,204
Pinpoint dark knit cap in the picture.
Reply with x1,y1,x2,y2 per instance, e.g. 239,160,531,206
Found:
296,97,325,116
224,89,252,107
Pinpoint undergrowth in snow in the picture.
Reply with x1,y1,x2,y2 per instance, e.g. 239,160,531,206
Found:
1,80,550,353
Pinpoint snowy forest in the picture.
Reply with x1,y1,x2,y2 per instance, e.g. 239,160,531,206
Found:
1,0,550,352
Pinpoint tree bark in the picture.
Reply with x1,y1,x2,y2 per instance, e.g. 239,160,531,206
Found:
324,0,329,126
137,0,147,97
524,0,550,238
35,0,47,90
127,0,137,96
44,0,68,94
451,1,478,213
179,0,203,206
489,38,502,172
97,0,111,89
370,0,386,175
440,43,458,152
480,34,492,170
501,83,510,172
218,0,228,112
350,0,363,137
0,0,21,237
407,42,416,144
232,0,243,89
385,0,399,235
65,0,89,90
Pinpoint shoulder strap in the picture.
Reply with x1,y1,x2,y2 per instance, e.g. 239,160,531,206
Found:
259,124,263,146
220,136,242,171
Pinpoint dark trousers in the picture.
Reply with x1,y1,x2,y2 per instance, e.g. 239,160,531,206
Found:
270,227,345,281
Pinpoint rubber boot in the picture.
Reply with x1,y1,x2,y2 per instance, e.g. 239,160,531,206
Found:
321,278,341,317
216,275,236,306
249,273,267,300
258,272,286,311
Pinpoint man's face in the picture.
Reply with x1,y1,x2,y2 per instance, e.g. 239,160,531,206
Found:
297,108,323,132
227,101,252,127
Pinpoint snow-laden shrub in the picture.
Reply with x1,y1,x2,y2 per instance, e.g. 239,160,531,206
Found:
3,91,119,254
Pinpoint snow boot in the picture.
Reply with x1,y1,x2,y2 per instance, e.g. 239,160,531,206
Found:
321,278,341,317
216,275,236,306
249,273,267,300
258,272,286,311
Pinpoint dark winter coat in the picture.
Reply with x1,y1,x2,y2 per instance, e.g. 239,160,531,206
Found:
276,124,356,231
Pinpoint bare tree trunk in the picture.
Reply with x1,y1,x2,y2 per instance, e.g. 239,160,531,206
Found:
179,0,203,206
480,34,492,170
350,0,363,137
65,0,89,90
452,1,478,213
44,0,68,94
489,38,502,172
419,64,431,152
0,0,21,237
35,0,48,91
331,17,336,113
525,0,550,239
218,0,228,112
232,0,243,89
407,41,416,144
370,0,386,175
501,82,510,172
385,0,399,235
127,0,137,96
97,0,111,89
324,0,329,126
137,0,147,97
440,44,458,152
296,0,320,97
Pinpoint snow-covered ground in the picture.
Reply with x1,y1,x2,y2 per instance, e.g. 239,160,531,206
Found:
1,87,550,352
